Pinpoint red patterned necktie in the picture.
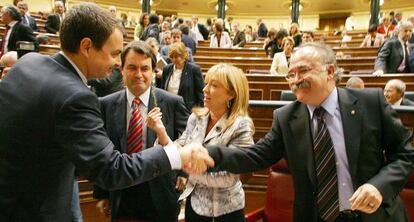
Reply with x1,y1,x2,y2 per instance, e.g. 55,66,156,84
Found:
1,26,10,57
127,98,143,154
313,107,340,222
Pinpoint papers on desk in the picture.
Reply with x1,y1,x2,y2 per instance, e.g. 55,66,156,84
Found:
157,58,168,70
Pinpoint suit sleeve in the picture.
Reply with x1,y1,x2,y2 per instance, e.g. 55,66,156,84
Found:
368,90,414,206
192,64,204,107
207,110,285,173
374,40,391,72
55,91,173,190
238,32,246,47
19,25,39,52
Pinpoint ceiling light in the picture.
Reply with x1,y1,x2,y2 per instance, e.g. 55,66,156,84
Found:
215,4,229,11
289,4,303,11
140,0,154,6
380,0,384,6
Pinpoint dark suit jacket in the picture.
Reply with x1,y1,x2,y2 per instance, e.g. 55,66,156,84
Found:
88,68,124,97
208,88,414,222
257,22,268,38
401,98,414,106
182,34,197,54
4,21,38,53
0,53,175,222
160,62,204,110
408,49,414,73
233,31,246,47
197,23,209,40
45,14,61,34
374,38,406,73
22,15,38,31
93,88,189,221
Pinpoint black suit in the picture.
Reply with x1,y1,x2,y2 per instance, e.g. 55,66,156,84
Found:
45,14,61,34
0,53,177,222
208,88,414,222
408,49,414,73
2,21,38,53
88,68,124,97
160,62,204,110
22,15,38,31
257,22,268,38
233,31,246,47
374,38,407,73
197,23,209,40
94,89,189,221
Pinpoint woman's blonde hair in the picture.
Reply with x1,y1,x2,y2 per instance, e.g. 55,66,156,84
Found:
289,23,300,36
194,63,252,131
168,42,189,61
282,36,295,47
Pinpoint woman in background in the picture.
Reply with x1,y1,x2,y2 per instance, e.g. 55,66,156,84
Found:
210,23,232,48
161,42,204,110
134,12,149,40
270,37,294,75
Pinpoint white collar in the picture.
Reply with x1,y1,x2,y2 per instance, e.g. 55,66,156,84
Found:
307,87,338,119
59,51,88,86
126,86,151,108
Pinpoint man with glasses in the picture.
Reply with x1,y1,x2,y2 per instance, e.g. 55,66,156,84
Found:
192,43,414,221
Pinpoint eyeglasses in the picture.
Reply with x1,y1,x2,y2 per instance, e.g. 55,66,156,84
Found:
285,64,329,82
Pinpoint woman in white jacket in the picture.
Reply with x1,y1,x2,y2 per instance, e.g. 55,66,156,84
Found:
210,23,232,48
270,36,295,75
147,63,254,222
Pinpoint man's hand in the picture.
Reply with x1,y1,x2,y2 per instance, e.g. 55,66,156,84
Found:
178,143,214,174
372,70,384,76
349,183,383,214
96,199,111,218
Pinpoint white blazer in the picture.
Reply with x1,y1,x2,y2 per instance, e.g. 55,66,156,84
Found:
270,51,289,75
178,113,254,217
210,32,232,48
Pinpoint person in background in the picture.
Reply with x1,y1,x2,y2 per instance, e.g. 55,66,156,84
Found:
160,42,204,110
345,76,365,89
384,79,414,106
264,28,277,54
45,0,65,34
270,37,294,76
148,63,254,222
191,15,209,41
244,25,258,43
140,13,160,41
180,24,197,54
232,22,246,48
210,23,231,48
16,1,38,31
134,13,149,40
256,17,268,37
374,21,413,76
270,29,288,58
289,23,302,47
146,37,171,86
160,29,194,62
360,24,385,47
120,13,128,27
301,31,314,45
377,17,395,38
0,51,18,80
345,15,355,31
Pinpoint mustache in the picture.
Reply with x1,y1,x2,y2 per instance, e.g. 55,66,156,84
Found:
290,79,310,92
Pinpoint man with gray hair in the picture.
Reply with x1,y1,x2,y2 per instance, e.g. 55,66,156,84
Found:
193,42,414,221
345,76,364,89
374,21,413,75
45,0,65,34
0,51,18,79
384,79,414,106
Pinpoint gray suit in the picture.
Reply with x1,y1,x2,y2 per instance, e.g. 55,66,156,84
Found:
208,88,414,222
374,38,407,73
0,53,176,222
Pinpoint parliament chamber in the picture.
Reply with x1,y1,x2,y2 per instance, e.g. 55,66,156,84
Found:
1,0,414,221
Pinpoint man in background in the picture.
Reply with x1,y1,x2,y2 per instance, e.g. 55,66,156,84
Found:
16,1,38,31
384,79,414,106
45,0,65,34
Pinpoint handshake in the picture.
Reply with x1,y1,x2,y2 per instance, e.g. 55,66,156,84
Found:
177,143,215,174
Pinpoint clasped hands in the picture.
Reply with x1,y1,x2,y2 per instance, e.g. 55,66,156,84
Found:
178,143,215,174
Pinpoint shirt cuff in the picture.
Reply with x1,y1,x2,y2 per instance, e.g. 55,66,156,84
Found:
164,143,182,170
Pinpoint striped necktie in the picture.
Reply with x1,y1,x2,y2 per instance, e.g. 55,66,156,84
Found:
313,107,340,222
127,98,143,154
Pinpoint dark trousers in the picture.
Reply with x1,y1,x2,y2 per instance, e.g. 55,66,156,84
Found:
185,196,245,222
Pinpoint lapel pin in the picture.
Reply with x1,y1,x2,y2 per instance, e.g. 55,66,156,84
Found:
351,110,355,115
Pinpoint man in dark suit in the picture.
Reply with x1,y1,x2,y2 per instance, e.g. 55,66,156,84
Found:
16,2,38,31
232,22,246,48
373,21,413,75
0,4,212,222
0,5,38,57
190,43,414,222
180,24,197,54
256,17,268,38
384,79,414,106
94,41,189,221
191,16,209,41
45,0,65,34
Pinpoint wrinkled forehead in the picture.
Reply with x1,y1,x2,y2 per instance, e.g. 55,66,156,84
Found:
290,46,324,69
